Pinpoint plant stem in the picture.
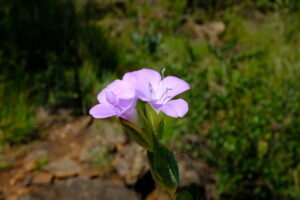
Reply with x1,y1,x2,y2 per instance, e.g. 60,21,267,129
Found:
168,191,176,200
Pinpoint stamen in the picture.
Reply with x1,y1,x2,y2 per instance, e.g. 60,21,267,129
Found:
161,68,166,79
158,87,173,104
161,68,166,90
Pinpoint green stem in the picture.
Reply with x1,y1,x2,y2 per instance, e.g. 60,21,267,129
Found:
168,191,176,200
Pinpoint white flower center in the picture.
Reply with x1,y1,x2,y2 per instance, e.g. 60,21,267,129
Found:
148,82,172,104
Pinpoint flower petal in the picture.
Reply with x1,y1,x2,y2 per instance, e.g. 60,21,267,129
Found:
89,104,116,118
120,106,137,122
159,76,190,101
159,99,188,118
97,80,122,103
97,88,108,104
123,68,161,101
97,79,135,103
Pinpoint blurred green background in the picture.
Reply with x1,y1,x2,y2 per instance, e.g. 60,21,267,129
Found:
0,0,300,199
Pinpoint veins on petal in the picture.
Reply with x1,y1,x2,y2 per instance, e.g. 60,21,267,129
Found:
149,82,156,99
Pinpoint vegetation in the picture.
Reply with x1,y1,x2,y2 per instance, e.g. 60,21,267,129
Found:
0,0,299,199
0,0,118,144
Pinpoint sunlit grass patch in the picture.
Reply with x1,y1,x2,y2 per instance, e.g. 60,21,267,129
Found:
0,81,36,146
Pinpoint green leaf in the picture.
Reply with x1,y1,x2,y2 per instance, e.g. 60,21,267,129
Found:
147,145,179,194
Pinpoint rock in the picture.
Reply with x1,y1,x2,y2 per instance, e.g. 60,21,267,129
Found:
177,19,225,44
23,148,50,173
112,142,148,185
19,177,140,200
177,154,216,187
91,120,126,148
44,157,81,178
79,145,107,162
79,164,100,179
31,172,53,185
47,116,92,141
99,122,126,146
9,170,26,187
24,150,48,163
21,175,32,187
204,21,225,40
103,173,124,185
24,160,37,172
177,153,219,200
7,195,18,200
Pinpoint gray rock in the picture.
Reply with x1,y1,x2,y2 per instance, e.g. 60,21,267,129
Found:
19,177,140,200
112,142,148,185
79,145,107,162
177,154,219,200
93,120,126,147
44,157,81,178
177,154,216,187
24,149,48,163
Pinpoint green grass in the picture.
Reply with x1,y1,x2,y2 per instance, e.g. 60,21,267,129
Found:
0,80,36,145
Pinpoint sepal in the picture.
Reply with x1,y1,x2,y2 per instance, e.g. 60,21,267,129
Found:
120,118,155,152
144,103,164,140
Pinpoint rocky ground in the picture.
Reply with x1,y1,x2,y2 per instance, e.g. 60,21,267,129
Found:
0,109,218,200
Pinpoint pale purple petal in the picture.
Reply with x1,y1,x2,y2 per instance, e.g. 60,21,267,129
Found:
97,88,108,104
159,99,188,118
97,79,135,103
117,98,136,117
106,91,117,104
120,106,137,122
118,98,134,109
89,104,116,118
123,68,161,86
159,76,190,102
113,81,136,99
123,68,161,101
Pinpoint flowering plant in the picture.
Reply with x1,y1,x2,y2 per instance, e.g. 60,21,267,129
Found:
90,68,190,199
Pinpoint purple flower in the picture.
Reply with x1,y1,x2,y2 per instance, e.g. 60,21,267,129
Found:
123,69,190,118
89,79,137,121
